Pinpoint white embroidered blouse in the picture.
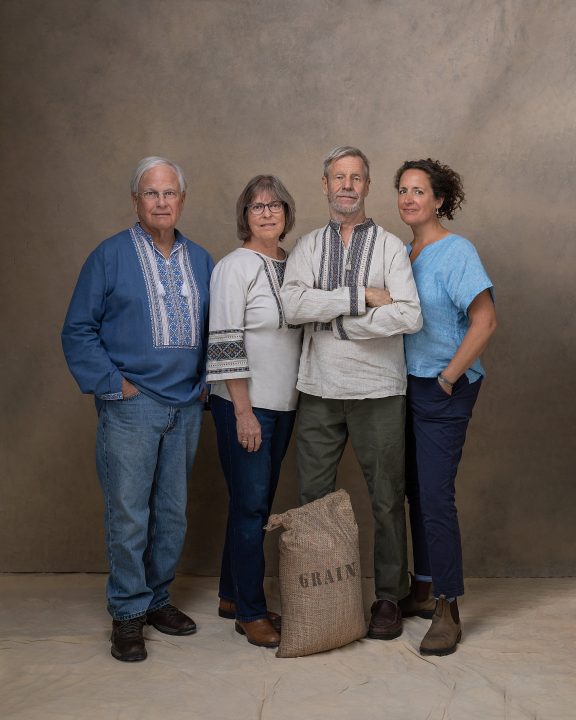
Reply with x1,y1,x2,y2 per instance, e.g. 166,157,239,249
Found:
206,248,302,411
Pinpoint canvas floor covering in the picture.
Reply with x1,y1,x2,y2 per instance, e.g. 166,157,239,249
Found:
1,575,574,720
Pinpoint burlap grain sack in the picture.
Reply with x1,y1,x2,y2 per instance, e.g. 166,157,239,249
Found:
265,489,366,657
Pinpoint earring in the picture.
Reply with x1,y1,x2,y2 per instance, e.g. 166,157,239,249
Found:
435,208,440,218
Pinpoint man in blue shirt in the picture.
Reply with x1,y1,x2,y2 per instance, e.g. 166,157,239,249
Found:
62,157,213,662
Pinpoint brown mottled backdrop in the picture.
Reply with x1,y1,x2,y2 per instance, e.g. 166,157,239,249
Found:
1,0,574,576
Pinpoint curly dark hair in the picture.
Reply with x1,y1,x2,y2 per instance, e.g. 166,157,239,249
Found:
394,159,465,220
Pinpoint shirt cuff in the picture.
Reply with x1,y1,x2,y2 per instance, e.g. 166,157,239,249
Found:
349,286,365,316
98,391,123,401
206,370,251,382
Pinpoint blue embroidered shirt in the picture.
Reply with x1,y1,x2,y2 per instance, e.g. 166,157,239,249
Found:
404,234,493,382
62,224,214,408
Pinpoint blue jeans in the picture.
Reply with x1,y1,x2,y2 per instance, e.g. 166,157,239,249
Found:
405,375,481,598
96,392,203,620
210,395,295,622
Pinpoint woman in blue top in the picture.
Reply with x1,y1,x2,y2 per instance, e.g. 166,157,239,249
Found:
394,159,497,656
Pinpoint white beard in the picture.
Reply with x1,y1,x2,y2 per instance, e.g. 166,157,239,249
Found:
328,194,362,215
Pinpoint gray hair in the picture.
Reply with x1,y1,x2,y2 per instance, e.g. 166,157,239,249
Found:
323,146,370,180
130,156,187,194
236,175,296,243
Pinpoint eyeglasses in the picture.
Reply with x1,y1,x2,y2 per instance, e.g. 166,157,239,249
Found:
246,201,284,215
138,190,180,202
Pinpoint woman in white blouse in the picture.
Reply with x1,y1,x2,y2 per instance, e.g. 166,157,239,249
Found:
206,176,302,648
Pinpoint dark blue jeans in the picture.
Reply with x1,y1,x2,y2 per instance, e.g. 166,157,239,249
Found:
405,375,482,598
210,395,295,622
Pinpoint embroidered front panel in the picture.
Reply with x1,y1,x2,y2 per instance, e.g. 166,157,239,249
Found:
345,221,377,312
130,225,201,349
261,256,292,329
207,329,249,375
314,220,377,333
314,224,343,332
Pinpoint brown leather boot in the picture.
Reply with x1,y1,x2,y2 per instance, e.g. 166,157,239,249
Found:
219,599,282,632
367,599,402,640
419,596,462,656
217,598,237,619
399,573,436,619
235,618,280,648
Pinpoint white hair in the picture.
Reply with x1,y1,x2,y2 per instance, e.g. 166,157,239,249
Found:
130,156,187,194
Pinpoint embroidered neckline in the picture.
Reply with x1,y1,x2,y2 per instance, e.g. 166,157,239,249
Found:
314,220,377,336
328,218,374,234
239,246,287,262
129,226,200,349
133,223,183,255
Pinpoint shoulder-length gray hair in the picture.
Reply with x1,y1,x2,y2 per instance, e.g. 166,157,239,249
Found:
130,156,187,194
236,175,296,242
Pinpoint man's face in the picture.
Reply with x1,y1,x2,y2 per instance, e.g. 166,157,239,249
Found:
133,165,185,236
322,155,370,217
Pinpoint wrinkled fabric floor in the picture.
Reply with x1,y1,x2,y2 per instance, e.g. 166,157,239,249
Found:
1,575,574,720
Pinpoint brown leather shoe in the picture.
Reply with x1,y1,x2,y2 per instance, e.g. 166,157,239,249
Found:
111,617,147,662
146,604,197,636
218,599,281,632
218,598,237,619
399,574,436,619
235,618,280,648
367,599,402,640
420,596,462,656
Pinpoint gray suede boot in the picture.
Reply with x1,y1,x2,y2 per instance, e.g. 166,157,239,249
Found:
419,596,462,656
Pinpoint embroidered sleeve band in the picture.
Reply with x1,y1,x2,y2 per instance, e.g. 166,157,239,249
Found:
206,329,250,380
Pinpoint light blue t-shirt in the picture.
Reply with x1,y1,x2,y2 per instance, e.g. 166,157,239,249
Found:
404,234,493,382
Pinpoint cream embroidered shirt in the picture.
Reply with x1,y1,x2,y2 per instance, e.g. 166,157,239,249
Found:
207,248,302,411
280,219,422,399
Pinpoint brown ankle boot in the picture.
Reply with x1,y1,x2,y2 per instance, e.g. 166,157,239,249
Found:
219,598,281,632
398,573,436,619
235,618,280,648
419,596,462,656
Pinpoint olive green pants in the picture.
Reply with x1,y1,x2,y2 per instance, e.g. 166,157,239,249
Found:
296,392,408,602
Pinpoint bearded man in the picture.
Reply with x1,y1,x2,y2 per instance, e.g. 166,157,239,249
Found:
280,146,422,640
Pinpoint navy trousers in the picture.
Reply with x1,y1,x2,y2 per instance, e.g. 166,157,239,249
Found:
405,375,481,598
210,395,295,622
